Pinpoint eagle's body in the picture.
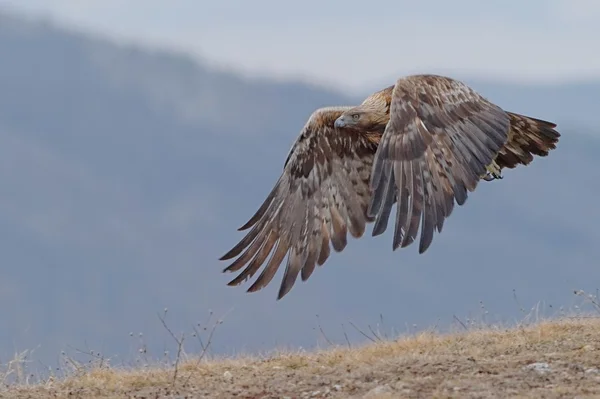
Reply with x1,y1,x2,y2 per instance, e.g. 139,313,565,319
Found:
336,80,560,179
220,74,561,300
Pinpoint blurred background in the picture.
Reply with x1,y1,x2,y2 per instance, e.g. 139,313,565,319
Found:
0,0,598,372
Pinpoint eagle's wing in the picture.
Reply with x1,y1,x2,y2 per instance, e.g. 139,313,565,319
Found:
369,75,511,254
494,112,560,170
220,108,377,299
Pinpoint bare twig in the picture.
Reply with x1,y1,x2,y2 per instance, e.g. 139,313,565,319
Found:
341,323,352,349
379,313,389,340
367,325,383,342
513,289,526,314
453,315,468,331
192,325,207,352
479,300,489,326
65,345,107,370
574,289,600,314
349,322,377,343
182,309,231,387
316,315,334,346
157,309,185,387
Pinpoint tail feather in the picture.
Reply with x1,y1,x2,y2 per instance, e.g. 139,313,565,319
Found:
494,112,561,170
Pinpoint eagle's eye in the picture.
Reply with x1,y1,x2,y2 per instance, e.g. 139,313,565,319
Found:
352,113,360,120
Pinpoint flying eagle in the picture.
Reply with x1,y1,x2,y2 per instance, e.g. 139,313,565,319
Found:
220,74,560,300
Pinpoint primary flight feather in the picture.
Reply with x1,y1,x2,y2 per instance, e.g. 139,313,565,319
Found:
220,74,561,300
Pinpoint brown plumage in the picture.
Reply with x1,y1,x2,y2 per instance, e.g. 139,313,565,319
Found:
494,112,560,170
220,106,379,300
336,79,560,176
221,74,561,300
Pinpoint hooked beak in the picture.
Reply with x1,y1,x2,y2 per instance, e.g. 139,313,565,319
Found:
334,116,347,128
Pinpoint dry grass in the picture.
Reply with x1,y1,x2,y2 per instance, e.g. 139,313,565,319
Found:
3,314,600,398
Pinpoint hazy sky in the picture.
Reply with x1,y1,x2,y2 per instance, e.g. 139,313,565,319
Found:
1,0,599,92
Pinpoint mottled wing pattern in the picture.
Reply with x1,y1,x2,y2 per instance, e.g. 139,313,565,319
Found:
220,108,378,299
368,75,511,254
494,112,561,170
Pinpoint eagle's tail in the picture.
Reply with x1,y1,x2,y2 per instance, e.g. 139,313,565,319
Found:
493,112,561,170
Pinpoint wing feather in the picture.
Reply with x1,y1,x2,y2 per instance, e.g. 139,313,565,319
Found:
221,108,378,299
371,167,396,236
370,75,511,253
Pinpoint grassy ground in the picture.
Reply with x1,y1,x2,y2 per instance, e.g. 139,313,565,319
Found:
2,316,600,398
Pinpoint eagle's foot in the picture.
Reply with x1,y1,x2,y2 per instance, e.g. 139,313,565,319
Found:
483,161,503,182
483,171,503,181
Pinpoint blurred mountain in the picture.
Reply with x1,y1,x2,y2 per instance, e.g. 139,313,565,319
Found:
0,10,599,368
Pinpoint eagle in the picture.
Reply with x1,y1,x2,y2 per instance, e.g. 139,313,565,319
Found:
220,74,561,300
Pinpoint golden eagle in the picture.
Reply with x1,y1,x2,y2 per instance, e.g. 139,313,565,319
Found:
220,74,560,300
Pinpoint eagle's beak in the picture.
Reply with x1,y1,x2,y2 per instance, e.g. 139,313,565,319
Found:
334,116,347,128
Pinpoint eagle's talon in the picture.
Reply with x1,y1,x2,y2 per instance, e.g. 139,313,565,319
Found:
483,161,503,181
483,172,503,181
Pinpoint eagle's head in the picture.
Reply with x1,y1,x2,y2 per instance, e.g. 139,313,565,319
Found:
334,106,389,133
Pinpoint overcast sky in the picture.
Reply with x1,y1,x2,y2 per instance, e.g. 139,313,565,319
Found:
1,0,599,93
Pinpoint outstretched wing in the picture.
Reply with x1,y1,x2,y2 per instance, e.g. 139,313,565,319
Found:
220,109,378,299
368,75,511,254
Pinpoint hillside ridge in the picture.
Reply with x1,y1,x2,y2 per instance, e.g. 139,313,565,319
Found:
4,317,600,398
